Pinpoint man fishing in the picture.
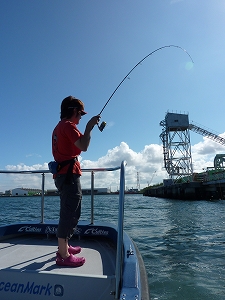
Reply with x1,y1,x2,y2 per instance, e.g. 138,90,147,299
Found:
52,95,100,267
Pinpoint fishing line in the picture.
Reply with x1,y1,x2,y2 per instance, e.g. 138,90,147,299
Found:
97,45,193,132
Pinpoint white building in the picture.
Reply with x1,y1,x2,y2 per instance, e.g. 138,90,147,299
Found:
12,188,28,196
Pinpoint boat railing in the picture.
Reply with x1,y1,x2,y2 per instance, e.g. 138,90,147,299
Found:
0,161,126,299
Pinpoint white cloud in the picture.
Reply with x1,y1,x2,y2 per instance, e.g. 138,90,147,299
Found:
1,136,225,193
80,142,168,191
5,163,48,171
25,153,42,158
0,163,52,192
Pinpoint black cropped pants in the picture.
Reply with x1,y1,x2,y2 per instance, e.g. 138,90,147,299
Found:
54,174,82,239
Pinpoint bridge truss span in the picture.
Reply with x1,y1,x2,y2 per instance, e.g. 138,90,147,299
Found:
188,123,225,146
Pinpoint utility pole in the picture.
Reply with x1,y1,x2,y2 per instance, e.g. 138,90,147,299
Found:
137,172,140,191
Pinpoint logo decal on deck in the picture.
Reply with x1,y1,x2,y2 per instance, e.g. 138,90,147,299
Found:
84,228,109,236
45,226,57,235
18,226,42,233
54,285,64,297
0,281,53,296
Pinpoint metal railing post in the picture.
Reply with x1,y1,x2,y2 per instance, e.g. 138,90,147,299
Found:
115,161,126,299
90,171,94,224
41,172,45,223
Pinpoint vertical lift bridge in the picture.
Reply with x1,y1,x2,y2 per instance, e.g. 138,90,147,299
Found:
160,112,225,182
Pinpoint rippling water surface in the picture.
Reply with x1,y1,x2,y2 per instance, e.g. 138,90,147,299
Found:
0,194,225,300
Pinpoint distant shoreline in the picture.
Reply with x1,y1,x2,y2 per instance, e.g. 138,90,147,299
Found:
0,191,142,197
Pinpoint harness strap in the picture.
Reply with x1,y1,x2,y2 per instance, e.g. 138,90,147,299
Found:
57,157,78,184
57,157,77,172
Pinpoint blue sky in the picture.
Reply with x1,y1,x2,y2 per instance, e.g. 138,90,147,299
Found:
1,0,225,191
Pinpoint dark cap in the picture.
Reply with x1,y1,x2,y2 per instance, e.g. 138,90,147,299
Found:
61,96,87,116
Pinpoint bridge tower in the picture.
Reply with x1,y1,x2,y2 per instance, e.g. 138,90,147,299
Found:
160,112,193,182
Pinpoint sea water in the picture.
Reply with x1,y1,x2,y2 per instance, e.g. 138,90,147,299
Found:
0,194,224,300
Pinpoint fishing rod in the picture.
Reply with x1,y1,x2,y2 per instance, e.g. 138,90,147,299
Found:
97,45,194,132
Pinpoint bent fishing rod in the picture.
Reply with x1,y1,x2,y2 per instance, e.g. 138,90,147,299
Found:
97,45,194,132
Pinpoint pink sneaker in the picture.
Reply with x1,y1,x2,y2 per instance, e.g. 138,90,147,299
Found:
68,245,81,255
56,253,85,267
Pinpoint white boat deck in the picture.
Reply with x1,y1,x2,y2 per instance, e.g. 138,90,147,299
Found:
0,235,116,276
0,235,117,299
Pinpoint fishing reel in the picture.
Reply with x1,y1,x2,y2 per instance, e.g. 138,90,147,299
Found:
98,121,106,132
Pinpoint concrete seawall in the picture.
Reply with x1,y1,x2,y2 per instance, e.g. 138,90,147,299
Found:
143,181,225,200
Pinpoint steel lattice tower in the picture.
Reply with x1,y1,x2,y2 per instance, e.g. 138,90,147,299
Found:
160,112,193,182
